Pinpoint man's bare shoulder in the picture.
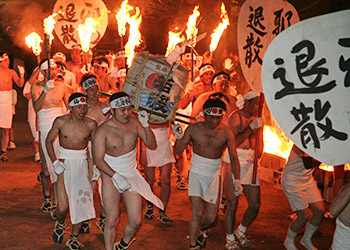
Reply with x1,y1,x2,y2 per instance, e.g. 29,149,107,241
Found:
54,114,70,125
85,116,98,127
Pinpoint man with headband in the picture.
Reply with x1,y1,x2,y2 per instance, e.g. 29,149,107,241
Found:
53,52,77,92
174,97,241,250
67,44,84,86
223,90,263,249
93,92,163,250
93,56,114,93
30,58,70,218
46,92,96,249
0,52,25,162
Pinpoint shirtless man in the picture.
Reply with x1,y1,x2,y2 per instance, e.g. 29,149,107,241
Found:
93,56,114,93
93,92,163,250
30,59,69,217
0,52,24,161
106,49,127,92
174,97,241,250
53,52,77,92
178,63,215,109
223,91,263,249
46,93,96,249
66,44,84,86
330,182,350,250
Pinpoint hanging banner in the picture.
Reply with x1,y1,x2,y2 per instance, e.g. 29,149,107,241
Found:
262,10,350,166
53,0,108,49
122,53,188,124
238,0,299,93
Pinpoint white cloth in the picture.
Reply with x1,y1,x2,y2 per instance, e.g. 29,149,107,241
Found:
88,141,100,182
59,147,95,224
104,149,164,210
23,82,38,140
38,107,63,183
332,218,350,250
236,148,259,186
282,149,323,211
188,153,222,204
146,127,175,167
0,91,13,128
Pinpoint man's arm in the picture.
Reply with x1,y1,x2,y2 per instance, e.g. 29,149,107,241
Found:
87,120,98,180
137,120,156,149
228,112,254,146
31,84,47,112
174,125,192,155
12,69,24,87
226,128,240,180
45,117,62,163
330,183,350,217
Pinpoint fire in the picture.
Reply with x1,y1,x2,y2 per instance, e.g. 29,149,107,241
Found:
319,163,350,172
25,32,43,56
43,11,61,45
125,7,142,66
185,6,200,47
115,0,133,37
165,28,185,57
209,3,230,52
263,126,294,159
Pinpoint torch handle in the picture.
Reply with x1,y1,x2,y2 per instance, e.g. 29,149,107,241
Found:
44,33,51,80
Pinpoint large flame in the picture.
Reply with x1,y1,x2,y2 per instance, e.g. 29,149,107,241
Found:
263,126,294,159
25,32,43,56
124,7,142,66
165,28,185,57
77,10,106,53
185,6,200,47
209,3,230,53
115,0,133,37
43,12,61,45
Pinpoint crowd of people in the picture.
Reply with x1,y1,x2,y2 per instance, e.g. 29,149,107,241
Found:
0,43,349,250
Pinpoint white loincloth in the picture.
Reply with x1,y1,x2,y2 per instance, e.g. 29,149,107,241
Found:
0,91,13,128
188,153,222,204
104,149,164,210
88,141,100,182
38,107,63,183
332,218,350,250
146,127,175,167
59,147,95,224
237,148,259,186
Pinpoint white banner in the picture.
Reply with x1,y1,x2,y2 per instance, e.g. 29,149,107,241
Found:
238,0,299,93
262,10,350,166
53,0,108,50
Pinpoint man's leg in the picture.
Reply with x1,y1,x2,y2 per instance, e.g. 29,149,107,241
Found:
333,165,345,198
101,173,121,250
189,196,204,247
284,208,310,250
143,163,156,219
38,136,51,212
300,201,325,250
0,128,10,161
53,174,69,244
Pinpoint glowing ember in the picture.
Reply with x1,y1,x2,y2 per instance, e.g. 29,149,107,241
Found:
25,32,43,56
124,7,142,66
165,28,185,57
43,11,61,45
209,3,230,52
319,163,350,172
115,0,133,37
77,10,106,53
185,6,200,47
263,126,294,159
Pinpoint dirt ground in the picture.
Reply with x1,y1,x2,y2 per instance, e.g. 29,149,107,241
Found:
0,93,337,250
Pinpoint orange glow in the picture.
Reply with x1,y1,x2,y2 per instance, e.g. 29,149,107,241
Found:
319,163,350,172
25,32,43,56
43,11,62,45
124,7,142,66
209,3,230,52
263,126,294,159
185,6,200,47
166,28,185,57
115,0,133,37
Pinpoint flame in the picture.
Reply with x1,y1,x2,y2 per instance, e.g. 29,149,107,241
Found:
115,0,133,37
165,28,185,57
319,163,350,172
43,11,62,45
25,32,43,56
124,7,142,66
185,6,200,47
209,3,230,52
77,10,106,53
263,126,294,159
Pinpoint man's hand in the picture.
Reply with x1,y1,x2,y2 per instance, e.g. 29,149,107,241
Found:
18,65,25,77
44,80,55,93
53,160,66,175
112,172,131,193
234,179,243,196
249,117,263,130
138,110,149,127
172,123,183,139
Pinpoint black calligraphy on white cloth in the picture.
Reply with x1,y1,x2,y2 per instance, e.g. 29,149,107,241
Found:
338,38,350,87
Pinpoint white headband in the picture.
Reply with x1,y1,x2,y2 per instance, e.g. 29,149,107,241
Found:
40,59,57,70
182,53,196,61
204,107,225,116
82,77,97,91
236,91,260,109
110,96,131,109
116,50,126,58
0,53,9,61
117,68,126,78
94,61,108,68
244,90,259,100
212,74,229,85
69,96,87,107
53,52,66,62
199,65,215,76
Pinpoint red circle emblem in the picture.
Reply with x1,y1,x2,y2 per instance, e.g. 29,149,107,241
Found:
212,108,218,114
80,97,86,103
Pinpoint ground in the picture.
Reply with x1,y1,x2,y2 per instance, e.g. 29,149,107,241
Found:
0,93,336,250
